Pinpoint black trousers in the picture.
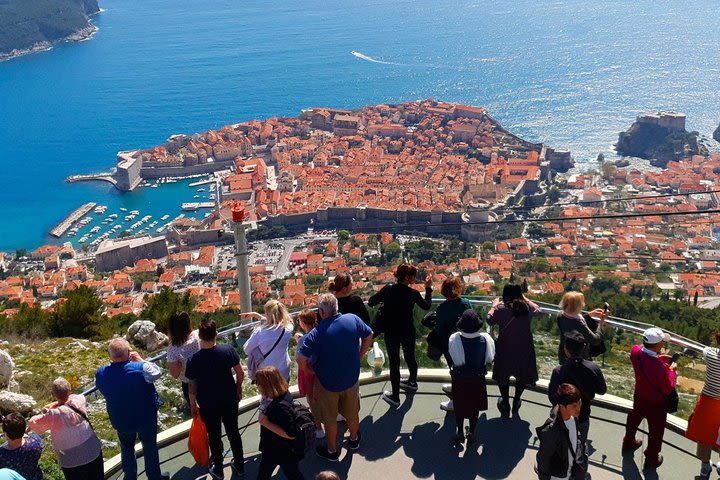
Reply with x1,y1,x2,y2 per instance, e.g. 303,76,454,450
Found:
62,452,104,480
199,402,244,469
257,457,304,480
385,334,418,397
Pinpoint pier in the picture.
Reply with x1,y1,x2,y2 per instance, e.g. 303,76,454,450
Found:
50,202,96,237
181,202,215,211
66,172,117,187
188,178,215,187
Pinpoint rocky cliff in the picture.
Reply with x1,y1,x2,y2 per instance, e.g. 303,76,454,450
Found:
616,117,706,168
0,0,100,61
714,123,720,143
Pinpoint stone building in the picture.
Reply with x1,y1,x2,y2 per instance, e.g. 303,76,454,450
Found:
95,236,168,272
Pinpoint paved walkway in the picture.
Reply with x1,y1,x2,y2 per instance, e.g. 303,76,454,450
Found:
109,379,699,480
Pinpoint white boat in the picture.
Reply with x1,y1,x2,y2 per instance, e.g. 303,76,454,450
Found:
161,215,170,221
90,226,101,233
120,207,127,212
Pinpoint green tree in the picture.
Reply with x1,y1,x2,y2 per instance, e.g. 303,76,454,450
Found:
141,287,196,333
385,242,402,262
48,285,104,338
337,230,350,242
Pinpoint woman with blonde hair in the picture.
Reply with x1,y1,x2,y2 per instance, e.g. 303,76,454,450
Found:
243,299,294,380
557,291,607,365
255,366,305,480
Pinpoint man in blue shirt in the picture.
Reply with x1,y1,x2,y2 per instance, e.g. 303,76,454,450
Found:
297,293,373,461
96,338,168,480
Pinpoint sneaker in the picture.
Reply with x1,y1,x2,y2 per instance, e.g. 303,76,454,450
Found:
440,400,454,412
336,414,346,422
643,454,663,470
348,430,361,450
399,380,418,391
442,384,452,395
382,391,400,407
208,463,224,479
315,428,326,439
497,397,510,418
231,460,244,477
316,445,340,462
621,438,642,453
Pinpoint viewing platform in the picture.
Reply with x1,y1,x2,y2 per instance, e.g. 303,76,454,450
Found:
103,371,697,480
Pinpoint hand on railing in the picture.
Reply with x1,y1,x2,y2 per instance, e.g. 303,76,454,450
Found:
129,351,144,362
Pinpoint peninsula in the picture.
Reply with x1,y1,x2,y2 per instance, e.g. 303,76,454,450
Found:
0,0,100,62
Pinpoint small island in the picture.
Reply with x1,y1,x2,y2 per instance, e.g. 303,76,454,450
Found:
615,111,706,167
0,0,100,62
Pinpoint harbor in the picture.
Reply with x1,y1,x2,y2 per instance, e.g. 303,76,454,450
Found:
181,202,215,211
49,202,96,237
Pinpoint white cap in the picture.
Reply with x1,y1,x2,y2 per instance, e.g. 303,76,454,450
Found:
643,327,670,345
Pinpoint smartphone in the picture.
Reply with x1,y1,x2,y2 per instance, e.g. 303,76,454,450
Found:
670,352,681,364
603,302,610,313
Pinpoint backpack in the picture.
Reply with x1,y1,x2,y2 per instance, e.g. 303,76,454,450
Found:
290,401,317,458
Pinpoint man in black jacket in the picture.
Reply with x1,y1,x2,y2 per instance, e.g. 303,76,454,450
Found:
548,331,607,444
536,383,587,480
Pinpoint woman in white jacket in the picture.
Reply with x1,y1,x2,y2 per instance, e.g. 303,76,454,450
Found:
448,309,495,445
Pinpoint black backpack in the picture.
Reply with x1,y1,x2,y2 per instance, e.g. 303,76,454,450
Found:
290,401,317,458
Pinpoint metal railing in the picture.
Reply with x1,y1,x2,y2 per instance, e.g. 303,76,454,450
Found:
82,295,707,397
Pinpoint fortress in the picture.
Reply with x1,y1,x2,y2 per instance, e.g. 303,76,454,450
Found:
636,111,686,132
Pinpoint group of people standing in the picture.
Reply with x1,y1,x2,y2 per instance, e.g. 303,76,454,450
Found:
1,262,719,480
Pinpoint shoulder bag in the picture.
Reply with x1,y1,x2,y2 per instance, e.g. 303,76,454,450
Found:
247,328,285,382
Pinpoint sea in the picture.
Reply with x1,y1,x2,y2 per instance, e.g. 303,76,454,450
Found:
1,0,719,252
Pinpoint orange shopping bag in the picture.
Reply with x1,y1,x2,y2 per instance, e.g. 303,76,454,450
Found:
188,413,210,466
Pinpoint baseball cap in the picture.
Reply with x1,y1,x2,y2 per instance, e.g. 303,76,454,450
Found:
643,327,670,345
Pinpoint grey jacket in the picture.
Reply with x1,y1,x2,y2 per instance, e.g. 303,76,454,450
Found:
535,406,587,480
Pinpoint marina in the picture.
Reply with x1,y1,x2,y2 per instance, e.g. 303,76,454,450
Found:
182,202,215,211
49,202,96,238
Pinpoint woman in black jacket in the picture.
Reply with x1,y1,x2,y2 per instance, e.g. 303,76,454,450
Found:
329,272,371,324
536,383,587,480
369,263,432,407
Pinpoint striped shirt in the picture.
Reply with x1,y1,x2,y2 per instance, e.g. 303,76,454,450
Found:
702,347,720,399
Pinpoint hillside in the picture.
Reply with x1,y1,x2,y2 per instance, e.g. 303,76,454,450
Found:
0,0,100,60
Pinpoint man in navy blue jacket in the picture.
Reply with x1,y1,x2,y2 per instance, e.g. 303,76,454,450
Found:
96,338,168,480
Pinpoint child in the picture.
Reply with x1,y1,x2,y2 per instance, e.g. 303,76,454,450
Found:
255,366,305,480
296,309,325,439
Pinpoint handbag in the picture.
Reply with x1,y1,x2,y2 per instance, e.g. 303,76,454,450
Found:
421,311,437,329
188,413,210,466
426,330,443,361
247,328,285,382
638,352,679,413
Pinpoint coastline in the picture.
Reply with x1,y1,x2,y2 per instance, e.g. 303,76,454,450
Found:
0,24,99,63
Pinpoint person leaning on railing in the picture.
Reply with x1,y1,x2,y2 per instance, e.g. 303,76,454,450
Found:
165,311,200,409
685,330,720,479
242,299,294,382
27,377,103,480
557,292,607,365
328,272,371,324
368,263,433,407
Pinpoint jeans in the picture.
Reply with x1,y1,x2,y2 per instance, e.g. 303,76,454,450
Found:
117,424,163,480
200,402,244,470
385,334,418,397
257,458,305,480
61,452,104,480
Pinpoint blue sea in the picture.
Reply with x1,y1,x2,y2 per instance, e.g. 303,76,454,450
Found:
1,0,719,251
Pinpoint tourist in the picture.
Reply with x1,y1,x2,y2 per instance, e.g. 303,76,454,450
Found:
329,272,371,324
295,309,324,439
243,299,294,381
685,330,720,479
165,311,200,408
622,327,677,470
185,317,245,478
432,276,472,412
536,383,587,480
448,310,495,444
548,332,607,444
368,263,432,407
255,366,305,480
28,377,103,479
487,283,543,417
557,291,606,364
0,414,43,480
0,469,26,480
95,338,168,480
297,293,373,461
314,472,339,480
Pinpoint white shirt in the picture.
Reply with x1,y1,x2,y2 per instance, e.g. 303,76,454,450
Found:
550,416,579,480
244,324,293,379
